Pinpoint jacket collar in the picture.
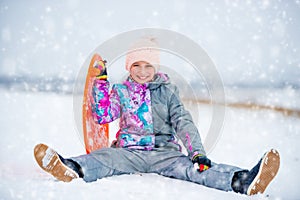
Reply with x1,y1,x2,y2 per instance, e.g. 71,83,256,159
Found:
124,72,170,90
148,73,170,90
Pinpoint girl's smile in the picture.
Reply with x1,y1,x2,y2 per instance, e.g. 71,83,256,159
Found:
129,61,156,84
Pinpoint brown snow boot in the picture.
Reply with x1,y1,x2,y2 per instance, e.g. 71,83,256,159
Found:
34,143,83,182
231,149,280,195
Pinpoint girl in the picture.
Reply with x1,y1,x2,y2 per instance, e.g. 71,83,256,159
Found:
34,38,280,195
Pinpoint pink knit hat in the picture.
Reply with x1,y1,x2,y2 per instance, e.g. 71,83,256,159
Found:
125,37,160,71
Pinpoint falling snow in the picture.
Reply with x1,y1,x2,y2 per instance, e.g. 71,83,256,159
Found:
0,0,300,199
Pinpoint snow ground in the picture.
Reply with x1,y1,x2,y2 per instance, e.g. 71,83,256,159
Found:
0,89,299,200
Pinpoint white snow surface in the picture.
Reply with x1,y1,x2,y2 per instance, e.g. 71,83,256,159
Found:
1,1,300,199
0,89,299,200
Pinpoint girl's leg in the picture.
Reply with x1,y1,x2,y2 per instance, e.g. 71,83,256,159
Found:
71,148,149,182
70,154,129,182
156,156,241,192
154,149,280,195
34,144,132,182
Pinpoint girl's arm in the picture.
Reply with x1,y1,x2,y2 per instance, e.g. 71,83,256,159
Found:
169,85,206,157
92,79,121,124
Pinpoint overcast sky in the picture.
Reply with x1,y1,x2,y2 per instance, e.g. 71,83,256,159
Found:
1,0,299,87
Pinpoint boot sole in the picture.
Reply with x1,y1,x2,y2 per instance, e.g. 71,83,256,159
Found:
247,149,280,195
34,143,79,182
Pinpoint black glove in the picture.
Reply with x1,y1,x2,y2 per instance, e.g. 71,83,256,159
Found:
92,55,107,80
192,153,211,172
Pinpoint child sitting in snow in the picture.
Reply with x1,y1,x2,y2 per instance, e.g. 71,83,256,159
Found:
34,37,280,195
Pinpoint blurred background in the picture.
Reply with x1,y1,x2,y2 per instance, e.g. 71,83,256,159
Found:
0,1,300,199
1,0,299,88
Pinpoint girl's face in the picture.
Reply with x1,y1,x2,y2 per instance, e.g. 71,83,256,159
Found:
130,61,156,84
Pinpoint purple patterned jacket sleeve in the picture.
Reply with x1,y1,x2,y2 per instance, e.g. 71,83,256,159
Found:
92,79,121,124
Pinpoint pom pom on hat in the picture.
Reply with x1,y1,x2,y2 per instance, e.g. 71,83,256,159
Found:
125,37,160,71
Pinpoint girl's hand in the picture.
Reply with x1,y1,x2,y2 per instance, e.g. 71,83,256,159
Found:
94,59,107,80
192,153,211,172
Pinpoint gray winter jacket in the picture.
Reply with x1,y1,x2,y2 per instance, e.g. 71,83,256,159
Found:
93,72,206,157
149,73,206,157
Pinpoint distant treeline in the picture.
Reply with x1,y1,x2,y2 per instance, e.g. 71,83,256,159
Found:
0,75,77,94
0,75,299,95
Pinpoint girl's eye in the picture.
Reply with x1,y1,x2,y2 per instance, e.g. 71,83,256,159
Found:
145,64,153,68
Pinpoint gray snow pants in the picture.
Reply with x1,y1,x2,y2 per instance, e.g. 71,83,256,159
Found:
71,148,242,192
